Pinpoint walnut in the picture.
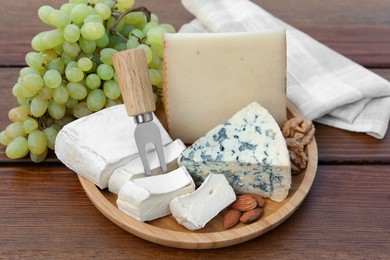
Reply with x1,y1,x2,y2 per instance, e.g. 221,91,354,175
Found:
282,118,315,174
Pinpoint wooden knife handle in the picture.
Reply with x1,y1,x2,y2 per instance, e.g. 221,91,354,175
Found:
112,48,155,116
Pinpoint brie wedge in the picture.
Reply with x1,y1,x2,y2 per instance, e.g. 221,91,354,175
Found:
108,139,186,194
55,104,172,189
117,166,195,222
169,173,236,230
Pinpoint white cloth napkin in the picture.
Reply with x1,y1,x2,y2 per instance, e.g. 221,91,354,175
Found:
179,0,390,139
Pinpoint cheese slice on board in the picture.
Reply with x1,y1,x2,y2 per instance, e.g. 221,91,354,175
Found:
108,139,186,194
117,166,195,222
163,30,287,143
179,102,291,202
55,104,172,189
169,173,236,230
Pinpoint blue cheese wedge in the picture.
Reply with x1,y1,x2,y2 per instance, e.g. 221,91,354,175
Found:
55,104,172,189
108,139,186,194
179,102,291,202
169,173,236,230
116,166,195,222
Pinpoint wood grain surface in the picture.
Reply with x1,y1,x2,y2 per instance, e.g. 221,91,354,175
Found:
0,0,389,258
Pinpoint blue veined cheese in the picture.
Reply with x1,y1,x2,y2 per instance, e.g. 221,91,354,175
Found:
55,104,172,189
179,102,291,202
108,139,186,194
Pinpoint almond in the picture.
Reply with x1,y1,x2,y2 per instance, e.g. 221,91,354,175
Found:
240,208,263,224
229,195,257,211
223,209,242,229
249,194,266,208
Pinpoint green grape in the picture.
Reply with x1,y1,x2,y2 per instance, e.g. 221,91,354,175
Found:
44,69,62,88
81,22,105,41
12,84,24,98
48,99,66,120
130,28,145,40
87,89,106,111
115,0,135,12
114,42,127,51
25,52,47,71
41,49,58,63
65,67,84,82
79,37,96,54
55,116,74,128
70,0,88,4
43,127,59,150
150,13,159,24
108,34,126,49
23,118,39,134
63,24,81,43
73,102,93,118
120,24,136,38
31,33,46,52
0,131,12,146
96,32,109,48
21,84,38,98
103,80,121,99
100,48,117,65
142,22,158,35
149,51,162,69
6,136,29,159
67,82,88,100
104,0,116,9
137,44,152,64
61,52,75,65
89,0,105,4
20,67,41,77
30,148,48,163
70,4,90,24
94,3,111,20
39,86,53,100
38,5,54,26
151,43,164,59
65,60,78,71
105,98,122,108
86,73,101,89
159,23,176,34
65,97,78,109
84,14,103,24
53,85,69,104
40,29,65,50
147,26,166,46
49,10,71,28
22,74,44,93
148,68,162,86
8,106,30,122
48,58,65,74
127,35,139,49
28,130,47,154
60,3,76,15
63,41,81,58
30,95,48,117
96,64,114,80
5,122,26,139
77,57,93,71
124,11,146,27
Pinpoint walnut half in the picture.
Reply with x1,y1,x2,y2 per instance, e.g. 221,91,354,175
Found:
282,118,315,174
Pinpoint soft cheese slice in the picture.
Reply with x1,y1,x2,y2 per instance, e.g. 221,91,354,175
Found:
116,166,195,222
55,104,172,189
108,139,186,194
179,102,291,202
169,173,236,230
163,30,287,143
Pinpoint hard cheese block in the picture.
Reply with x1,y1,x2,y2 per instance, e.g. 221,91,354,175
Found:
55,104,172,189
163,30,287,143
179,102,291,202
170,173,236,230
117,166,195,222
108,139,186,194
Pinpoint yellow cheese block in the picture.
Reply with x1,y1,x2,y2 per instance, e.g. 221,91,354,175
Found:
163,30,287,144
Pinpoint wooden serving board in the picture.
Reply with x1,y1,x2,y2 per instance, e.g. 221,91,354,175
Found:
77,103,318,249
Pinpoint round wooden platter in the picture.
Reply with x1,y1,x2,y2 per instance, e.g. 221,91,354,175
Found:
77,104,318,249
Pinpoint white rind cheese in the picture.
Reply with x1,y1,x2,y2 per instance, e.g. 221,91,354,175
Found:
163,31,287,143
179,102,291,202
108,139,187,194
117,166,195,222
169,173,236,230
55,104,172,189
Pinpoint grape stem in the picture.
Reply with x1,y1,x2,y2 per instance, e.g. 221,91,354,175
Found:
109,7,151,42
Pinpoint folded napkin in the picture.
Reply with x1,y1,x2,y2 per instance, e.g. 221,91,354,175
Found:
179,0,390,139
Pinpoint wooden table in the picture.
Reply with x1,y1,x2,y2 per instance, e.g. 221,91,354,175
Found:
1,0,389,258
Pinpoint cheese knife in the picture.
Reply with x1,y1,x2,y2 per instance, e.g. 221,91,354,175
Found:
112,48,167,175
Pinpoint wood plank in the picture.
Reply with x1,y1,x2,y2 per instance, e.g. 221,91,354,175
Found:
0,165,388,258
0,0,389,67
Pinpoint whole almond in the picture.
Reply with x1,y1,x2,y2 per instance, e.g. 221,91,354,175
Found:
240,208,263,224
249,194,266,208
229,195,257,211
223,209,242,229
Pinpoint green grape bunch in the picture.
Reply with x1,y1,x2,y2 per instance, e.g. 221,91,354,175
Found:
0,0,175,162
